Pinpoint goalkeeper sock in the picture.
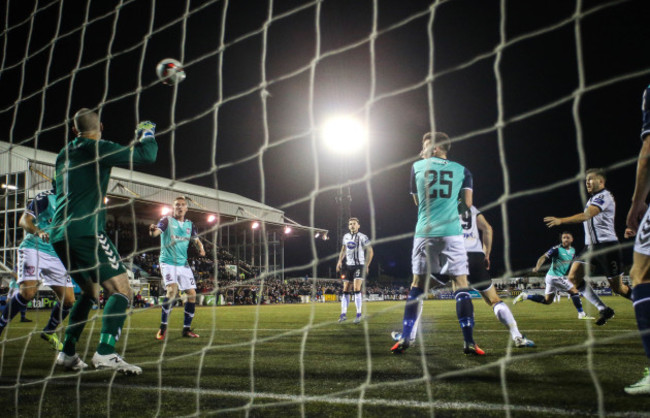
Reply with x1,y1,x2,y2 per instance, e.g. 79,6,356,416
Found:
0,293,29,334
183,301,196,328
632,283,650,359
43,302,70,333
577,282,606,311
570,293,585,313
354,291,362,314
401,287,423,342
340,292,350,315
63,293,95,356
455,289,475,345
161,297,173,328
527,294,546,303
97,293,129,355
493,301,522,339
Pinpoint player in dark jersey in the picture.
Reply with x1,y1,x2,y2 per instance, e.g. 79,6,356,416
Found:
622,83,650,395
543,168,625,326
51,108,157,374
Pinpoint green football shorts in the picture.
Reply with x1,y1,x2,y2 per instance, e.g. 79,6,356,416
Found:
52,232,126,285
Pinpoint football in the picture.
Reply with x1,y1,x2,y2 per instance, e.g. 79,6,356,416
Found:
156,58,186,86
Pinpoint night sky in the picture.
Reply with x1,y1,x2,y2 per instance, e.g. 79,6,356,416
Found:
2,0,650,280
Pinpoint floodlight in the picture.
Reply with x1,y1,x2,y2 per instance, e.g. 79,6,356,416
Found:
322,116,367,154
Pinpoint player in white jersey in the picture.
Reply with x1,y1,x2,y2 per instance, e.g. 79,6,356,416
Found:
621,83,650,395
0,187,75,352
393,205,534,348
544,168,626,326
336,217,373,324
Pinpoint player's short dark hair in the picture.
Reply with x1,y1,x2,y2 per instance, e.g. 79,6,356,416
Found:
423,132,451,152
560,231,573,238
73,108,100,132
586,168,606,181
348,217,360,224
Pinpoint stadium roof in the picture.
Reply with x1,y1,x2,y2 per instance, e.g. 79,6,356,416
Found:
0,140,326,234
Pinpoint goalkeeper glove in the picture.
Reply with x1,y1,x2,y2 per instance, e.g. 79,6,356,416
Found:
135,121,156,140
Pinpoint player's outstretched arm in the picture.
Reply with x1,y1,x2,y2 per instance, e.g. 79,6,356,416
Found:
544,206,600,228
626,137,650,235
532,255,547,273
98,121,158,166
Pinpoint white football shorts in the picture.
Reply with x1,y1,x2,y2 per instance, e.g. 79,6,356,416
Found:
634,207,650,256
544,274,575,295
160,263,197,291
411,235,469,276
17,248,72,287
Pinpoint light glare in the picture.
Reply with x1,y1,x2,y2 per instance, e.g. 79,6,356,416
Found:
322,116,367,153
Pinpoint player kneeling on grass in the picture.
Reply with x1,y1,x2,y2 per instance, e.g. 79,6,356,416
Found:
514,231,596,321
391,132,483,356
150,196,205,340
51,109,157,375
0,184,75,351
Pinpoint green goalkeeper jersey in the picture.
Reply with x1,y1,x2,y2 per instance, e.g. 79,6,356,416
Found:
51,136,157,242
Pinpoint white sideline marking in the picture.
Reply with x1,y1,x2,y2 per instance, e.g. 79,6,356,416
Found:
82,382,646,416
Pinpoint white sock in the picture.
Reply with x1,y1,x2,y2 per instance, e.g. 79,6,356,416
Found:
340,293,350,315
354,292,362,314
493,301,522,339
578,282,606,311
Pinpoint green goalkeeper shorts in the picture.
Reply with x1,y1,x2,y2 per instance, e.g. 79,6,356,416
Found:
52,232,126,285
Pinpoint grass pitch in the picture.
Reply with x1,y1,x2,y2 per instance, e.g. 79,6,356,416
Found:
0,297,647,417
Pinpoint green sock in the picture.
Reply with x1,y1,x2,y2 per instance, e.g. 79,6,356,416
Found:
97,293,129,355
63,294,95,356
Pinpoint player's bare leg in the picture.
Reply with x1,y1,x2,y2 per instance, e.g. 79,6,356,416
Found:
607,274,632,300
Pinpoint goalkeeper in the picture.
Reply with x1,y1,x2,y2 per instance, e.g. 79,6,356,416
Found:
50,109,157,375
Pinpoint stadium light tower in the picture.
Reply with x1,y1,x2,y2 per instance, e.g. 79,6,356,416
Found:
322,115,368,251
